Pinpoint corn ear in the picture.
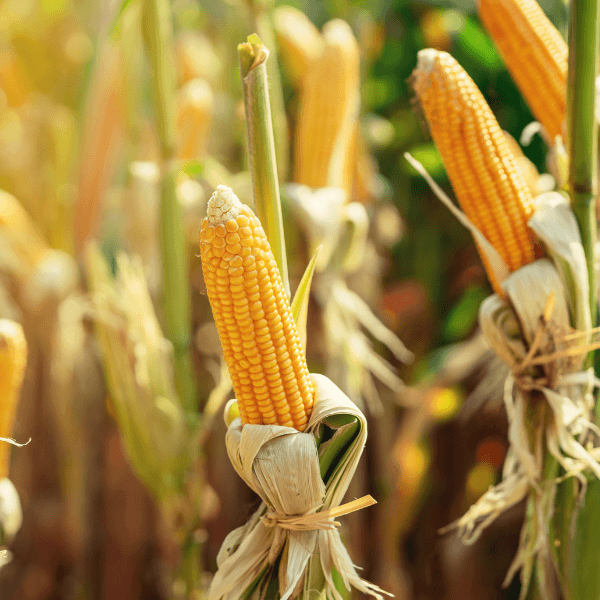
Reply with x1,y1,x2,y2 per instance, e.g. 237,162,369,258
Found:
293,19,360,199
200,185,314,431
176,78,214,160
412,49,537,294
478,0,567,142
273,6,323,88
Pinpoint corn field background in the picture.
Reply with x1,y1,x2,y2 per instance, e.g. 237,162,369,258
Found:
0,0,577,599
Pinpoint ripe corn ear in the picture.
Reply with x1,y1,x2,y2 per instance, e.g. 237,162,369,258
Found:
478,0,567,142
200,185,314,431
293,19,360,199
273,6,323,89
412,49,537,295
0,320,27,478
0,190,50,269
176,78,214,160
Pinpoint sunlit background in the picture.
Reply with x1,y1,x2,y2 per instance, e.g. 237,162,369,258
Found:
0,0,568,598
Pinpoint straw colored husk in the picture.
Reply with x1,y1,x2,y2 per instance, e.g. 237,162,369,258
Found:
208,374,389,600
440,192,600,595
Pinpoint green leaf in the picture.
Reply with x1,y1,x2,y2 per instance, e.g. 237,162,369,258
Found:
291,246,321,353
566,478,600,600
110,0,137,37
180,160,204,178
318,416,360,482
443,285,488,342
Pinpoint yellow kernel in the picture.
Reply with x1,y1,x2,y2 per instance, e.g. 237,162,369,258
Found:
225,219,239,232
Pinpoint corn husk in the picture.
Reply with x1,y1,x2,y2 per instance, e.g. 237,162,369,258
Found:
440,193,600,597
208,374,389,600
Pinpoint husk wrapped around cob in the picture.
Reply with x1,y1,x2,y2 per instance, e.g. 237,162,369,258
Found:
201,186,388,600
410,49,600,598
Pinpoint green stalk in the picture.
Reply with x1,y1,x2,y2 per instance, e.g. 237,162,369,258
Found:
567,0,599,334
238,35,290,297
142,0,196,412
556,3,600,599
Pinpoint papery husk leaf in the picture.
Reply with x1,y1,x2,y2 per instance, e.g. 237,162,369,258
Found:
284,185,347,271
528,192,591,334
447,260,600,594
208,374,389,600
0,478,22,544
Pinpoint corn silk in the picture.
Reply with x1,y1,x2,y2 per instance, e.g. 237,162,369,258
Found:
208,373,390,600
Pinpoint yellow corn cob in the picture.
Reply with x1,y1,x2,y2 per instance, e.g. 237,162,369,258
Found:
175,32,222,86
412,50,537,295
273,6,324,89
479,0,567,142
200,185,314,431
0,320,27,478
0,49,31,107
293,19,360,199
503,131,544,196
0,190,50,269
176,78,214,160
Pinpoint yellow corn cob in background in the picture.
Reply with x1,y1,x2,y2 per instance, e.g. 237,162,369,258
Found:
176,78,214,160
412,50,537,295
293,19,360,199
175,32,222,87
0,190,50,270
502,130,547,196
478,0,567,143
273,5,324,89
200,185,314,431
0,320,27,478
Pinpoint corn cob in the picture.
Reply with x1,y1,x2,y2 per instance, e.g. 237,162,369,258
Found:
273,6,323,89
176,78,214,160
200,185,314,431
0,320,27,478
478,0,567,142
0,190,50,270
0,48,31,107
293,19,360,199
412,49,537,294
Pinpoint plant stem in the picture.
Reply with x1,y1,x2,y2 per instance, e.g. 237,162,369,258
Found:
558,3,600,600
142,0,196,412
567,0,599,335
238,36,290,297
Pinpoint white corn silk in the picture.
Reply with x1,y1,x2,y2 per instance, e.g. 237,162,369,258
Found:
208,374,389,600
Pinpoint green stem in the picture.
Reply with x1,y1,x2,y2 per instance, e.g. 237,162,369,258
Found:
238,35,290,297
558,3,600,600
142,0,196,411
160,165,197,412
567,0,599,336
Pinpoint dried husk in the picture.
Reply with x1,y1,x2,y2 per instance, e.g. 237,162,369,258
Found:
441,193,600,597
208,374,389,600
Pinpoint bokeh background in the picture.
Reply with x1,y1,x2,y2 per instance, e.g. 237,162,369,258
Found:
0,0,568,598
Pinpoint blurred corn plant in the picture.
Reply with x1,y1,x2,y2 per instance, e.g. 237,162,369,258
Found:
271,6,412,413
407,0,600,586
0,319,27,554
